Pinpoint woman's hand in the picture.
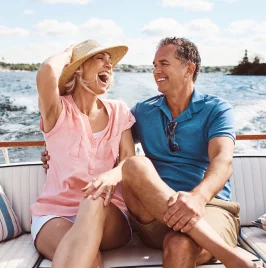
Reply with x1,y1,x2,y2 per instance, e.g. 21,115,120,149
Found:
81,168,120,206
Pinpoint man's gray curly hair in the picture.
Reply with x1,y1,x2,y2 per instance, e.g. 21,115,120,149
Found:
157,37,201,82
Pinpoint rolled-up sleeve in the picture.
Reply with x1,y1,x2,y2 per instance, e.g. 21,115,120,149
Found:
207,100,236,143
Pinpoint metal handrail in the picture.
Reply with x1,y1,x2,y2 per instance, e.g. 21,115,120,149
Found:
236,134,266,140
1,134,266,164
0,141,45,148
0,141,44,164
1,134,266,148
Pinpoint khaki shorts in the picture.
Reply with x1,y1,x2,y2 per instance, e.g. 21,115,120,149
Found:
129,198,240,249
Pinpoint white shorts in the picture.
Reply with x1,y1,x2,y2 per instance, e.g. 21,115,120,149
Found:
31,212,132,247
31,215,76,243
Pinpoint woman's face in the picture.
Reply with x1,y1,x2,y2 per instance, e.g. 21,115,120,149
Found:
82,52,113,95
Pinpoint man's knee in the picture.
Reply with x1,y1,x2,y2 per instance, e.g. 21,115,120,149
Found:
163,231,202,257
122,156,153,184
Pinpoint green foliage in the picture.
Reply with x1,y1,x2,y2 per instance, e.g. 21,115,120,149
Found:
0,62,40,71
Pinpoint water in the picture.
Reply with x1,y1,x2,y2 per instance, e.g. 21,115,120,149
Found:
0,71,266,163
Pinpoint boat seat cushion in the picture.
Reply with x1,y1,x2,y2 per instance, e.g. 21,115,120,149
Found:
240,226,266,263
38,233,262,268
0,234,39,267
0,185,22,242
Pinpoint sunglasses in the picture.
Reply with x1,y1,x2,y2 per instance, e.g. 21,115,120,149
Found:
166,121,180,153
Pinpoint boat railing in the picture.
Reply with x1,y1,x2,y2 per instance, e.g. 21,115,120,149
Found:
0,141,45,164
1,134,266,164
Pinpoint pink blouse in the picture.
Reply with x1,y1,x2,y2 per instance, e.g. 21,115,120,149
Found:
30,95,136,216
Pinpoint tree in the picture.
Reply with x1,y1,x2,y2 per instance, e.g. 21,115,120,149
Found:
253,56,260,64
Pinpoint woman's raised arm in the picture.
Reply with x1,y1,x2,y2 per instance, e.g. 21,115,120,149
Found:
37,45,74,132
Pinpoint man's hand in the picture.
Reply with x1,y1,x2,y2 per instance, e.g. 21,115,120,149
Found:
41,149,50,172
164,191,207,233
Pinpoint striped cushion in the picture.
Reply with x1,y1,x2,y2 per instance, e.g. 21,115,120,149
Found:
0,185,22,242
252,214,266,231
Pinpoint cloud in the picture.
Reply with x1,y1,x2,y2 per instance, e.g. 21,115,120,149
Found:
186,19,220,36
198,35,266,65
142,18,219,37
0,42,63,64
0,26,29,37
226,20,255,35
33,18,123,39
218,0,239,3
30,0,89,4
81,18,124,39
34,20,79,36
250,34,266,45
139,19,266,66
161,0,213,11
227,20,266,36
24,9,35,15
141,18,185,37
2,33,266,66
123,37,159,65
253,21,266,34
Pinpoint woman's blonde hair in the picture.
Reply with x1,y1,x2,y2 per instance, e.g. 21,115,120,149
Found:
64,63,114,95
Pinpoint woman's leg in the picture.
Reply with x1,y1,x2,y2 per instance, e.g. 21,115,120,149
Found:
35,217,73,260
34,217,101,268
52,196,131,268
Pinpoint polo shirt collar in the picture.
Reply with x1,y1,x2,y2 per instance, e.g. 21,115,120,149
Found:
154,89,205,122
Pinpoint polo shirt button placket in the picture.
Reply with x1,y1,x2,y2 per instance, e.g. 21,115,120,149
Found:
88,143,96,175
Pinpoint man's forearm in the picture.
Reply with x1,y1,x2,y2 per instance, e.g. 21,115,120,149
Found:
192,154,233,203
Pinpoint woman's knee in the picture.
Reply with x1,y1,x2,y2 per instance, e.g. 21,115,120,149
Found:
78,196,106,219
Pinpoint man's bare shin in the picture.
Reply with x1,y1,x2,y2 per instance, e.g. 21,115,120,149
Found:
185,219,253,267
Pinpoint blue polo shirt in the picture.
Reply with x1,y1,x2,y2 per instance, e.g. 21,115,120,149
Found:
131,90,235,200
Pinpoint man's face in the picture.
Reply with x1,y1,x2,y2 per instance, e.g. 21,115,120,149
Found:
153,44,188,94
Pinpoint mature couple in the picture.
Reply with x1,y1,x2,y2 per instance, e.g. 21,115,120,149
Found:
30,37,259,268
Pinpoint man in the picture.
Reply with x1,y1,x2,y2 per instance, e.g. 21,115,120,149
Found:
121,37,256,267
41,37,258,267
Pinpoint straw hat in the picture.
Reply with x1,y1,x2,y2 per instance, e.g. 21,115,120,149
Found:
58,39,128,95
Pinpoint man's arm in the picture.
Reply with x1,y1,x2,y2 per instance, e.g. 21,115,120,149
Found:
164,136,234,233
192,136,234,203
164,99,235,232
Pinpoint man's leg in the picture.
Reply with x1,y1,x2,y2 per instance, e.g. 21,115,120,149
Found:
123,156,212,267
122,156,175,224
122,156,254,268
163,231,204,268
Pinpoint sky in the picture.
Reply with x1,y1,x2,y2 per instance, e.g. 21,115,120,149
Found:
1,0,266,66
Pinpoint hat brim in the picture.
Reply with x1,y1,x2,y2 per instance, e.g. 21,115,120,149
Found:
58,45,128,95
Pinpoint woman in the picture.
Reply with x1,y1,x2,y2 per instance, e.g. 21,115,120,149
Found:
37,40,262,268
30,39,135,268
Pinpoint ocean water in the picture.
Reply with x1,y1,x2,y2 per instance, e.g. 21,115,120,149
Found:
0,71,266,163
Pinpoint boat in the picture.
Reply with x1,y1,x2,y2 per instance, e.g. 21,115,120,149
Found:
0,135,266,268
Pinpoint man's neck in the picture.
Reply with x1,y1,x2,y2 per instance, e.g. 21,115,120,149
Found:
165,85,194,120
